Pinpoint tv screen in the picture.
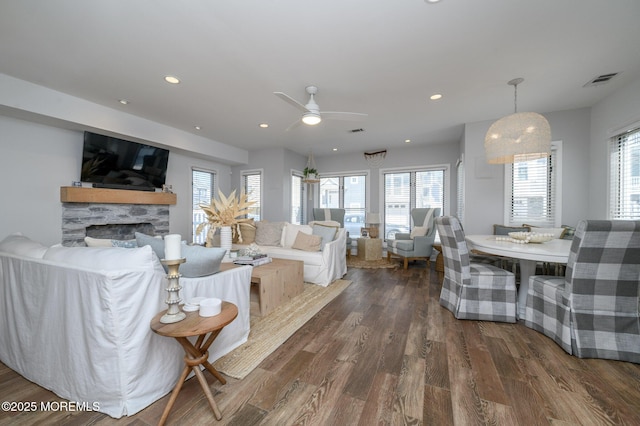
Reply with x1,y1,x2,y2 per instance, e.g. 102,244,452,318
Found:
81,132,169,191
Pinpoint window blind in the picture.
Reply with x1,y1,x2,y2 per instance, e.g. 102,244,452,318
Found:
610,128,640,219
192,169,216,244
508,148,557,227
243,172,262,221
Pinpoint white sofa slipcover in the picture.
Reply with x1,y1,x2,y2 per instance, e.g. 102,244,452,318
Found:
234,223,347,286
0,243,252,418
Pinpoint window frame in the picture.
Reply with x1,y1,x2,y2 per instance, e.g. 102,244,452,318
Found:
242,169,263,222
191,167,217,244
609,126,640,219
291,170,306,224
503,140,562,227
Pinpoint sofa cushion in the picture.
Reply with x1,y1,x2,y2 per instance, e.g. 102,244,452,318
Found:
255,221,285,246
85,236,137,248
281,223,313,248
292,231,322,252
260,246,324,266
312,224,338,249
43,244,163,272
0,232,48,258
135,232,165,259
180,245,226,277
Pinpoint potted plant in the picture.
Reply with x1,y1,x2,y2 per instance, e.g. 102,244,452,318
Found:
303,166,318,181
196,189,256,248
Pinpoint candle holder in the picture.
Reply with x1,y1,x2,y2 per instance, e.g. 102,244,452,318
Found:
160,258,187,324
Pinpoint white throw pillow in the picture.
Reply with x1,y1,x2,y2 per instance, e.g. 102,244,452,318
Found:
43,245,163,272
0,232,48,258
281,223,313,248
255,221,285,246
410,226,428,239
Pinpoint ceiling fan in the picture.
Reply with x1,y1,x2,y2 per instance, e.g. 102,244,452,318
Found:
273,85,368,131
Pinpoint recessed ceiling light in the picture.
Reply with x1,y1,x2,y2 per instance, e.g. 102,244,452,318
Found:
164,75,180,84
194,126,201,130
332,148,338,151
425,0,442,3
430,94,443,100
118,99,129,105
405,139,411,143
259,123,269,128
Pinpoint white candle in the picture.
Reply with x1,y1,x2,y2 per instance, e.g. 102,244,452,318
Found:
164,234,182,260
199,297,222,317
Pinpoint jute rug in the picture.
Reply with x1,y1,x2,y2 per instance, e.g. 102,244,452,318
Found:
347,257,399,269
213,279,351,379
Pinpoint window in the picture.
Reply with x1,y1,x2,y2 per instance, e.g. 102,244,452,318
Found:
456,157,465,223
505,141,562,227
291,172,305,224
319,173,367,237
610,127,640,219
382,167,446,240
242,170,262,221
192,168,216,244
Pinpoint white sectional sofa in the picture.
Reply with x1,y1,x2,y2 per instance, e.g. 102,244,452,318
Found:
0,233,252,418
233,222,347,286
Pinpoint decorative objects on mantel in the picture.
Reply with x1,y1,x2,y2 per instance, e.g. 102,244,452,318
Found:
160,234,186,324
484,78,551,164
196,189,256,254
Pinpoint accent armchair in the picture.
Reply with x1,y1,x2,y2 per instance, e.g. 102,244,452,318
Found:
525,220,640,363
387,208,440,269
435,216,517,323
311,208,349,257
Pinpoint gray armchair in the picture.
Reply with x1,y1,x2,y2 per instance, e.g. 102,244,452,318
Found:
387,208,440,269
525,220,640,363
311,208,349,257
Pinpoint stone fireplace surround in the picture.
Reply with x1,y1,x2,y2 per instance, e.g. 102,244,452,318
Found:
60,187,176,246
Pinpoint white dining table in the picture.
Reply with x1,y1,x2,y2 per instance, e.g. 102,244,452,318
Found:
465,235,572,319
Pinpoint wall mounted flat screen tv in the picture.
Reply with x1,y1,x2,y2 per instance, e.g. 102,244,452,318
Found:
81,131,170,191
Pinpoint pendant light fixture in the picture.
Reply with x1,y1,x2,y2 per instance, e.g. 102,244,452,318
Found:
484,78,551,164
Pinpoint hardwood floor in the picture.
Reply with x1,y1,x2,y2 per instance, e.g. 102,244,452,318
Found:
1,264,639,425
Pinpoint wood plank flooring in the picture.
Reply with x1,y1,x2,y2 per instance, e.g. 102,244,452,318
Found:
1,264,639,425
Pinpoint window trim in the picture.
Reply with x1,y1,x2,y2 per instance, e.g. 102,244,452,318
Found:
191,166,218,244
608,125,640,219
241,168,263,221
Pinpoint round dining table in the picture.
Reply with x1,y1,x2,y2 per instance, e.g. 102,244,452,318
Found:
465,235,572,319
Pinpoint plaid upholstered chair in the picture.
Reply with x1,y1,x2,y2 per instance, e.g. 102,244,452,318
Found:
435,216,517,323
387,208,440,269
525,220,640,363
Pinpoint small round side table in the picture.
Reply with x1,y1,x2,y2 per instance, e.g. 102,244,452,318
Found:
150,301,238,425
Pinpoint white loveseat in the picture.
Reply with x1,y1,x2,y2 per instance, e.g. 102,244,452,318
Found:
233,222,347,286
0,233,252,418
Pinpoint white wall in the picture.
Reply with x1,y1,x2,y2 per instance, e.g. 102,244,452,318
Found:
463,107,592,234
0,115,232,245
589,77,640,218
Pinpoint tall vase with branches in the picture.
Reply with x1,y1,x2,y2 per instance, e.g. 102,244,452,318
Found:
196,189,256,248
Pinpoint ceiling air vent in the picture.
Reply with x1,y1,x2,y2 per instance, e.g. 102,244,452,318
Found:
583,72,620,87
349,128,365,133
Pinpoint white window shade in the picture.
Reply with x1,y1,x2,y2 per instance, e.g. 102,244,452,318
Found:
610,128,640,219
506,142,560,227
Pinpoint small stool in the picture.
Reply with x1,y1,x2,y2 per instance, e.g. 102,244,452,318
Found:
150,302,237,425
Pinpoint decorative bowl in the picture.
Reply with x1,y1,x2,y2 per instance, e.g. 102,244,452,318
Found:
507,231,554,243
508,231,530,241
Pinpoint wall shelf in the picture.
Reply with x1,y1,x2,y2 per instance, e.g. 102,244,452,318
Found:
60,187,177,205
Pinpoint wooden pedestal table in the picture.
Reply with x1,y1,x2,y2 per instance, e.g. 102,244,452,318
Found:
150,302,238,425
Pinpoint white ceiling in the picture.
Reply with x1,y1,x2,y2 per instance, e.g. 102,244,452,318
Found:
2,0,640,157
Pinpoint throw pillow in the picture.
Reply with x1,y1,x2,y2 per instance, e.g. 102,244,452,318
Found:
255,221,285,246
410,226,428,239
180,246,226,277
312,224,338,250
135,232,165,260
308,220,341,228
523,224,566,239
493,224,531,235
111,239,138,248
84,236,113,247
43,245,162,272
281,223,313,248
232,220,256,244
291,231,322,252
0,232,48,258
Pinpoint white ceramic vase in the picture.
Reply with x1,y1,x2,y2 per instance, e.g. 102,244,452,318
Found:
220,226,232,262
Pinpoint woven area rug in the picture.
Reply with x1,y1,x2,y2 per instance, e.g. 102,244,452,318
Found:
347,257,399,269
213,279,351,379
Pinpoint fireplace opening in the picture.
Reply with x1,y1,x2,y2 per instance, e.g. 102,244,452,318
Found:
86,223,155,241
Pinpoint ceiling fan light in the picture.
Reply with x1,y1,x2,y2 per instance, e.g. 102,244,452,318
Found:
484,112,551,164
302,112,321,125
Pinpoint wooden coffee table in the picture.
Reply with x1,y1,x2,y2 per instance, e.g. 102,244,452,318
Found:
221,258,304,316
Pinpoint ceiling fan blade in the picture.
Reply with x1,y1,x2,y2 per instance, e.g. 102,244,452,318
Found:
274,92,309,112
321,111,368,121
284,119,302,132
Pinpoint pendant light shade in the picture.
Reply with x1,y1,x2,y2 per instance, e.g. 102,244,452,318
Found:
484,78,551,164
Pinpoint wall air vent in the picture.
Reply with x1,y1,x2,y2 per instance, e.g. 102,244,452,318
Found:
349,128,365,133
583,72,620,87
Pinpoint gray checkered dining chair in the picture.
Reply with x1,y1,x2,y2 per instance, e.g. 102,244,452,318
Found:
435,216,517,323
524,220,640,363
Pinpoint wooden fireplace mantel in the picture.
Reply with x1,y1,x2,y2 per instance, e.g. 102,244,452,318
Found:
60,186,177,205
